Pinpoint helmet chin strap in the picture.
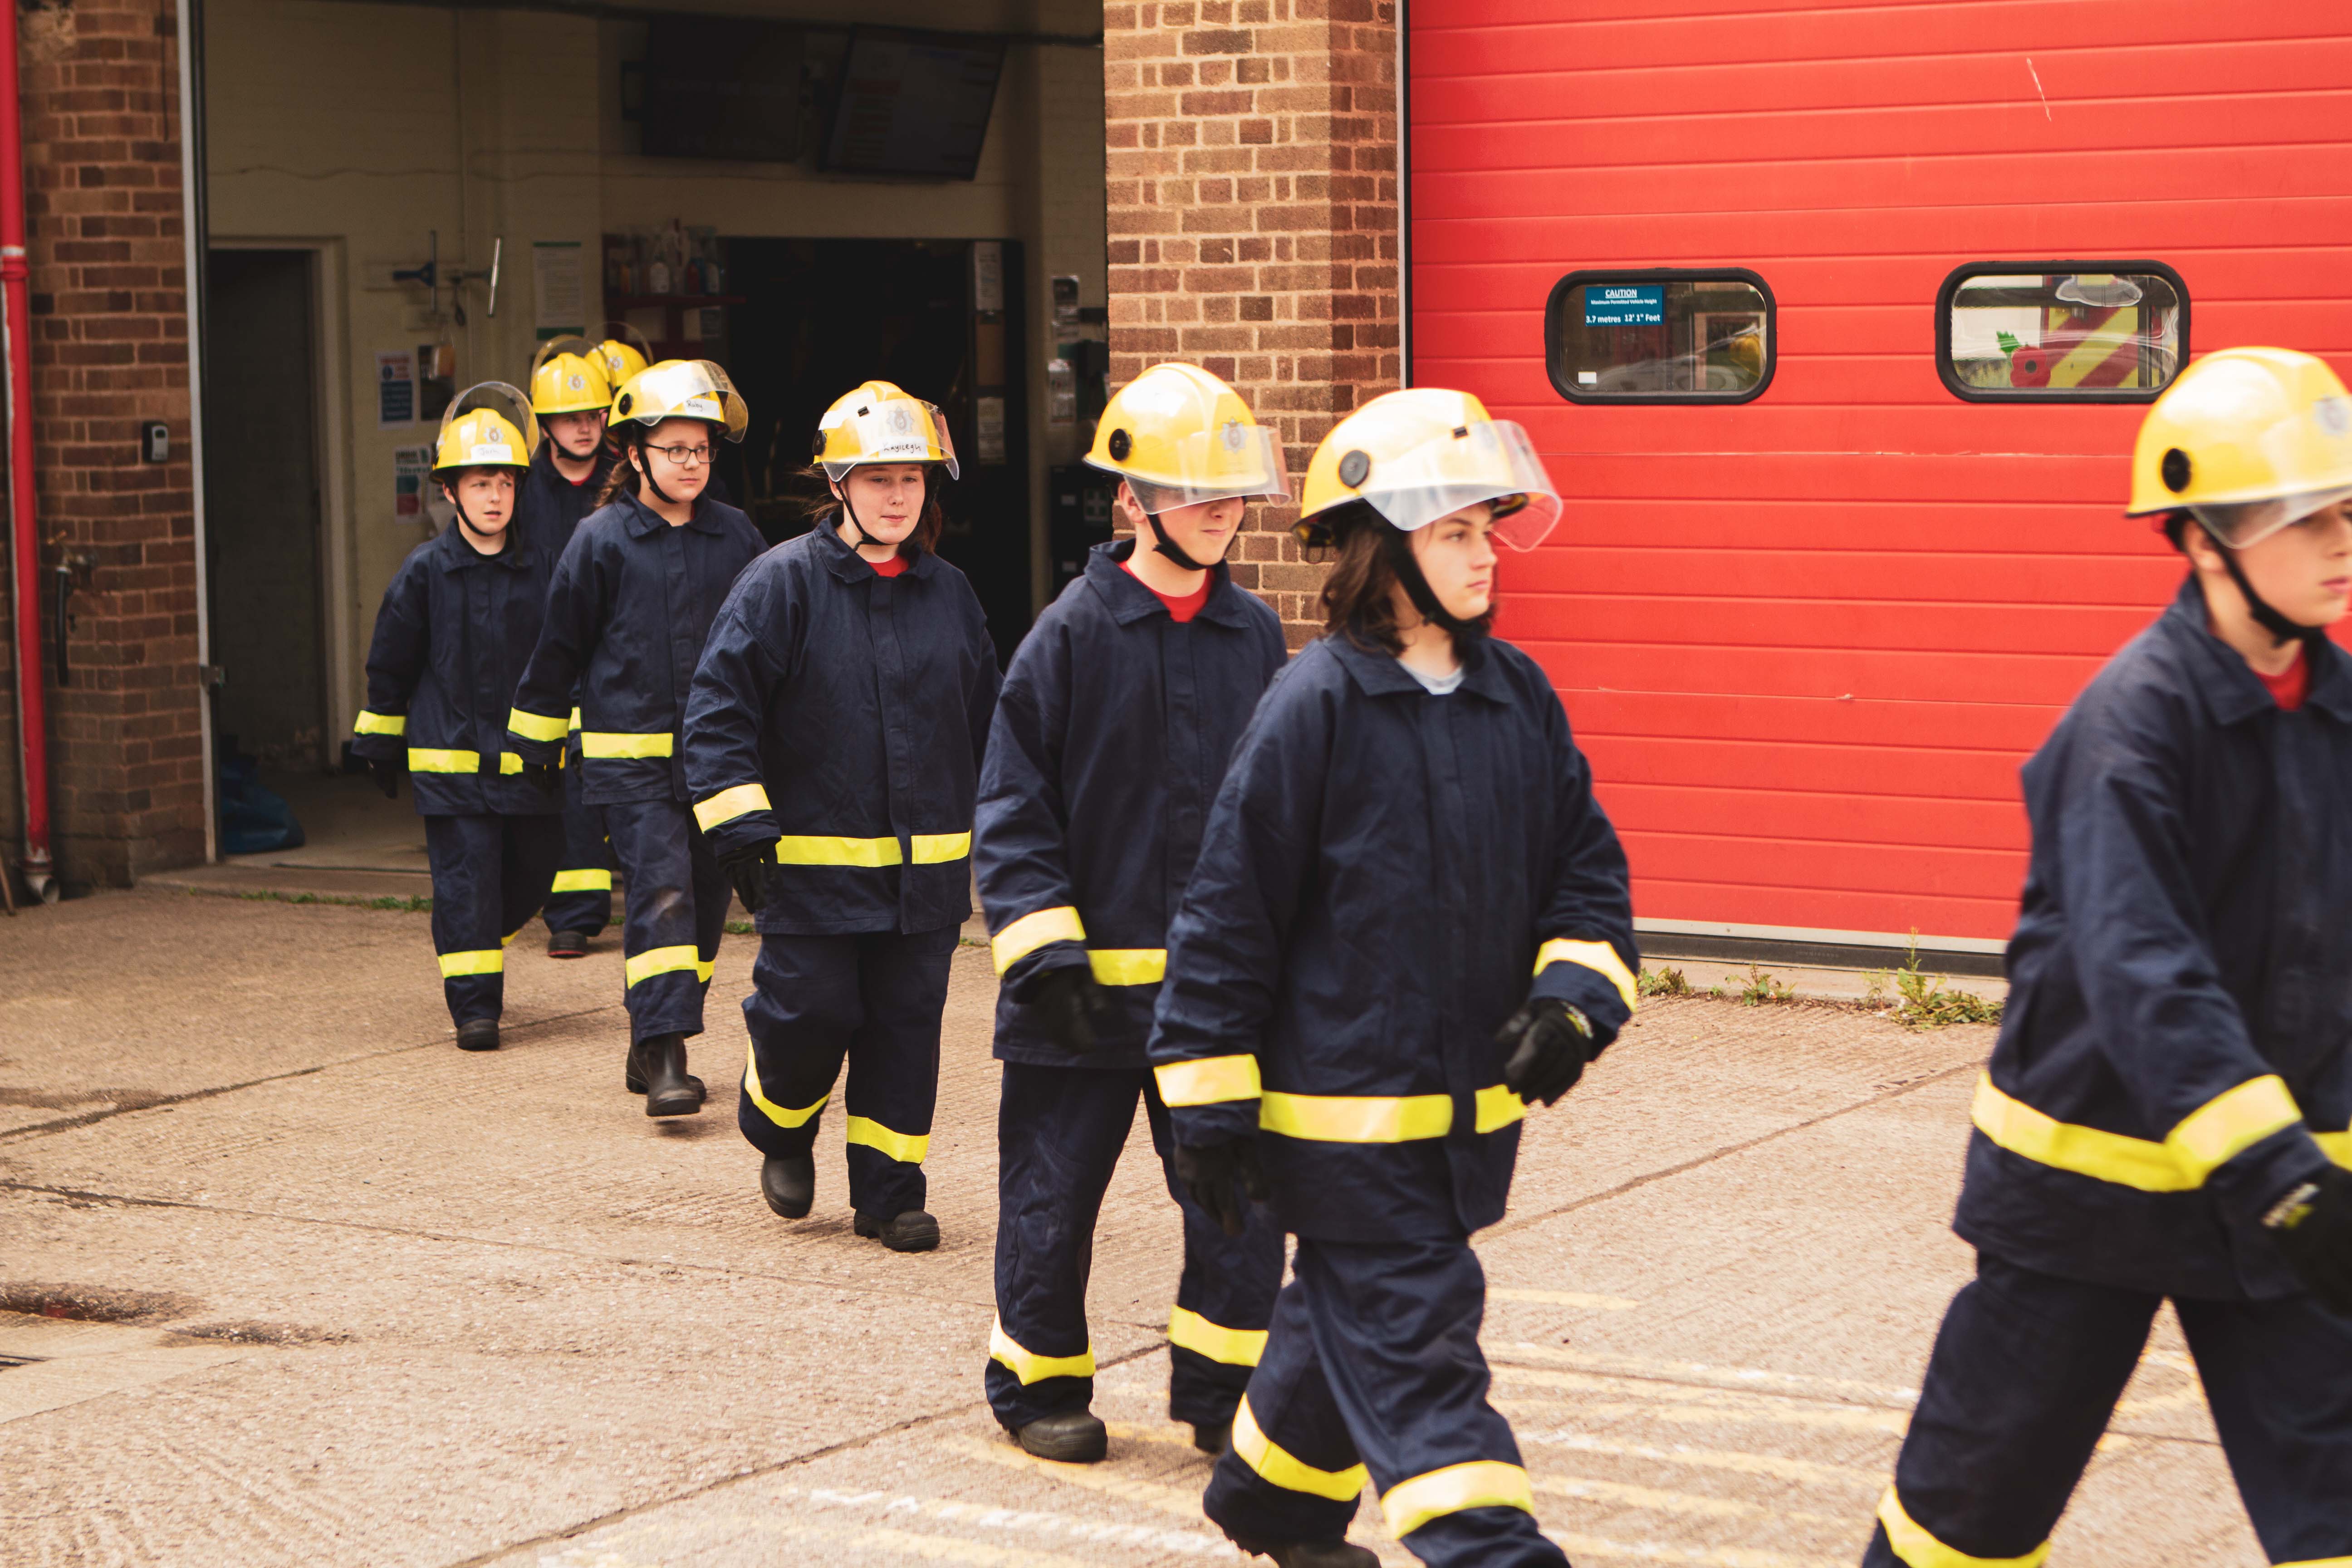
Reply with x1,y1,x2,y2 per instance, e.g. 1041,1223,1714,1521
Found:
1143,507,1218,573
1382,525,1488,642
2216,544,2324,649
632,436,680,507
838,485,875,549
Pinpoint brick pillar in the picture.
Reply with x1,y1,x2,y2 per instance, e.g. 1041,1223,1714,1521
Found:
1103,0,1398,646
13,0,205,885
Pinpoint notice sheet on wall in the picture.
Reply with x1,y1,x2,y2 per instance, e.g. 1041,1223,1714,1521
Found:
534,241,586,340
377,350,416,428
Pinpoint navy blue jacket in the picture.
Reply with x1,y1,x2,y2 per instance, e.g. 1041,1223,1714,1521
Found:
1146,632,1639,1242
1956,576,2352,1300
514,439,611,559
977,541,1287,1068
507,492,764,805
353,522,558,817
682,524,1000,936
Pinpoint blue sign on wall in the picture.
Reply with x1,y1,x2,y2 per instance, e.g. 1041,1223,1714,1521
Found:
1585,285,1665,327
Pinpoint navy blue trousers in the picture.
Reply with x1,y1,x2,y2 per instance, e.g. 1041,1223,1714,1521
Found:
1866,1252,2352,1567
542,749,615,938
422,812,563,1026
985,1062,1285,1432
737,926,959,1222
1205,1234,1563,1568
602,797,730,1043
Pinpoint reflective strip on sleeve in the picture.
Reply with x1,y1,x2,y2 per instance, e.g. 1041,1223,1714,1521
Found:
437,948,504,978
1534,936,1638,1014
499,752,524,775
776,834,903,867
694,782,773,833
1474,1083,1528,1133
743,1044,828,1130
581,730,675,759
408,748,482,773
1380,1460,1535,1539
1973,1074,2304,1194
910,831,971,864
992,905,1087,974
624,945,702,988
1166,1305,1267,1367
1877,1485,2049,1568
549,868,612,893
988,1316,1094,1385
568,706,583,733
846,1115,929,1165
1089,949,1166,986
2319,1130,2352,1169
1260,1091,1452,1143
1154,1054,1262,1107
508,706,570,743
1230,1394,1367,1501
354,710,406,735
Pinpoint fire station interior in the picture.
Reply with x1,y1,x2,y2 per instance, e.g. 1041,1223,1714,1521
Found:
195,0,1108,865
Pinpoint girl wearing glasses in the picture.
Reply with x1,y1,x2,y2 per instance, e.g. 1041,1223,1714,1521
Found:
685,380,1000,1254
510,360,766,1121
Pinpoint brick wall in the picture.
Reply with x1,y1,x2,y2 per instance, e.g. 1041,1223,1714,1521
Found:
1102,0,1398,645
8,0,204,887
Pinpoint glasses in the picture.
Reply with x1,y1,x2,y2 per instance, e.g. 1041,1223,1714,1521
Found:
647,443,714,466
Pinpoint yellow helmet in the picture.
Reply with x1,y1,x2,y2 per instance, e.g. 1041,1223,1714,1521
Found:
612,359,749,442
527,337,612,417
1296,387,1561,551
588,321,653,393
2127,347,2352,546
815,380,959,479
431,382,537,475
1085,363,1289,510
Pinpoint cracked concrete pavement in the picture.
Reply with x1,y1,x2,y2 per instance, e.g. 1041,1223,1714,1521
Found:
0,888,2268,1566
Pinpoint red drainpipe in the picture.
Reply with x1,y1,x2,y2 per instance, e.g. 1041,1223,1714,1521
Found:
0,1,52,903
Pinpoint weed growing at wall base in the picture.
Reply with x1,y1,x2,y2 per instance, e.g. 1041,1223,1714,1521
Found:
1865,935,2005,1029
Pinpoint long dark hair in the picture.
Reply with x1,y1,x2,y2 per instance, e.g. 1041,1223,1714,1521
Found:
799,463,946,556
1317,501,1495,652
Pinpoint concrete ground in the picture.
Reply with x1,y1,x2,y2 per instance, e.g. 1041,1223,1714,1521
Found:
0,886,2263,1568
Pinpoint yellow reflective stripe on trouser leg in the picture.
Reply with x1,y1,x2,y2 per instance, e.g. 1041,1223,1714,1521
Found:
742,1044,828,1130
992,905,1087,973
910,831,971,863
776,834,903,867
438,949,504,978
549,868,612,893
1166,1305,1266,1367
1230,1394,1367,1500
1381,1460,1535,1539
354,710,405,735
581,730,675,759
1089,949,1166,985
1877,1486,2049,1568
1154,1054,1262,1107
694,782,773,833
989,1316,1094,1384
508,706,569,743
1534,937,1638,1014
625,945,702,988
846,1115,929,1164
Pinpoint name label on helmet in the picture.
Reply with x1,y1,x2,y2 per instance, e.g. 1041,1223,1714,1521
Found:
468,442,514,463
678,394,722,419
1586,285,1663,327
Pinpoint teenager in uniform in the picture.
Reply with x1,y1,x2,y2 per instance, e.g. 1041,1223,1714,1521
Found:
519,338,621,958
1862,349,2352,1566
685,380,998,1254
1147,388,1637,1568
509,361,764,1117
975,364,1292,1463
351,384,560,1053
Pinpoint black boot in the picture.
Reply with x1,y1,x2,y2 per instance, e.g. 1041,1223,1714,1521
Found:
760,1154,814,1218
1226,1536,1382,1568
624,1038,705,1098
638,1034,704,1117
853,1209,941,1252
546,928,591,958
456,1019,500,1052
1011,1410,1107,1463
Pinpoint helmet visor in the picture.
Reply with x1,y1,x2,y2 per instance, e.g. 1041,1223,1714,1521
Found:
1357,419,1562,551
2190,485,2352,549
619,360,750,442
529,335,599,381
436,382,538,469
819,396,960,480
1089,423,1291,510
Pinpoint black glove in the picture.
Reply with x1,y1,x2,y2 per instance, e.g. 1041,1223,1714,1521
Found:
520,761,560,798
718,841,775,916
368,756,402,800
2264,1164,2352,1316
1174,1136,1270,1239
1497,996,1595,1107
1029,964,1118,1055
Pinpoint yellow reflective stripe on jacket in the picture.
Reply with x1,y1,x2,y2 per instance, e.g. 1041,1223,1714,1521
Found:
549,868,612,893
1231,1394,1367,1501
2319,1130,2352,1168
625,945,702,988
497,752,524,775
581,730,675,759
437,948,504,978
1474,1083,1527,1133
408,748,480,773
777,834,902,867
1261,1091,1452,1143
354,710,406,735
993,905,1087,974
1166,1305,1266,1367
911,831,971,864
1155,1054,1262,1107
1381,1460,1535,1539
743,1044,828,1130
508,706,569,743
568,706,583,733
1877,1486,2049,1568
1089,949,1166,986
1534,936,1638,1014
846,1115,929,1165
1973,1074,2304,1194
988,1316,1093,1384
694,782,772,833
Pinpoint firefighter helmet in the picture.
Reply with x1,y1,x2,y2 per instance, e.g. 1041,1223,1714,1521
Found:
814,380,958,479
527,337,612,417
1295,388,1561,551
587,322,653,394
431,382,537,475
1084,363,1289,512
2127,347,2352,547
611,359,749,442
